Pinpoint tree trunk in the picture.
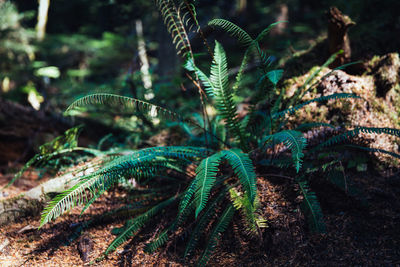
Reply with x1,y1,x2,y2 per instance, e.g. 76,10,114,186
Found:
36,0,50,41
327,7,355,68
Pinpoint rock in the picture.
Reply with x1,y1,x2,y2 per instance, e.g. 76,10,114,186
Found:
282,55,400,165
370,53,400,97
77,233,94,262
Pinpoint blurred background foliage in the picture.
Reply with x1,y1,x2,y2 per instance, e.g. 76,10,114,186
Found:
1,0,399,135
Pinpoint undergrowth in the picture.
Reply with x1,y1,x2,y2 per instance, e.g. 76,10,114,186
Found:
5,0,400,266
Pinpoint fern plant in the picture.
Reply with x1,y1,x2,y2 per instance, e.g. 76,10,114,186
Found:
11,2,399,266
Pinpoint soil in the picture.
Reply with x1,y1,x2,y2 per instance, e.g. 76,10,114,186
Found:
1,164,400,266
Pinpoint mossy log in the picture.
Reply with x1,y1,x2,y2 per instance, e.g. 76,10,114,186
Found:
0,173,76,225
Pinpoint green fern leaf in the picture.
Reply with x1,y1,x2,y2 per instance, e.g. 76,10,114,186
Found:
345,144,400,159
254,21,287,42
314,127,400,151
178,177,197,215
197,204,234,266
144,225,172,253
266,69,284,86
156,0,192,58
184,187,228,258
194,153,224,218
289,50,344,105
297,179,326,233
232,49,251,91
178,0,199,32
229,187,266,235
40,152,164,227
208,19,253,46
40,177,94,227
184,58,215,97
211,41,247,148
65,93,180,121
105,196,177,255
263,130,307,172
222,149,257,203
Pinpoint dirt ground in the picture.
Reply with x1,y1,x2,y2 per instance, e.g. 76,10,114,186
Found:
1,164,400,266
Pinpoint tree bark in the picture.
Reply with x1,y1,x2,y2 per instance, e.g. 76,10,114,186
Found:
36,0,50,41
327,7,355,68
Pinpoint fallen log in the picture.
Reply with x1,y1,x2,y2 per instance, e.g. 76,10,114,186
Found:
0,172,77,225
0,97,130,167
0,97,72,166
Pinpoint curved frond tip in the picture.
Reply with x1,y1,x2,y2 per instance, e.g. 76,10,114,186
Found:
208,19,253,47
65,93,180,121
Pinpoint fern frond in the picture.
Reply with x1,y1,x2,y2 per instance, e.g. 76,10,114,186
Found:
184,58,215,97
79,178,113,216
156,0,192,57
40,176,95,227
254,69,284,92
178,177,197,216
263,130,307,172
232,49,251,91
315,126,400,150
77,156,172,215
178,0,199,32
265,69,284,86
222,149,257,203
40,152,165,227
345,145,400,159
258,156,293,169
144,225,172,253
107,146,208,167
211,41,246,148
305,159,340,174
197,204,234,266
229,187,266,235
301,51,342,91
254,21,287,42
194,152,224,217
297,179,326,233
273,93,361,119
208,19,253,47
105,196,177,255
184,187,228,258
65,93,180,121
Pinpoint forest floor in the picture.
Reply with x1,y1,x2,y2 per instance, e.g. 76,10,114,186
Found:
1,163,400,266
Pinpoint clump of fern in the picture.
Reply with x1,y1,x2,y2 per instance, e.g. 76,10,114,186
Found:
17,1,400,266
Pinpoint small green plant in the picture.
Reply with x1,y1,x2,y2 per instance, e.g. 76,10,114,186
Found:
10,1,400,266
